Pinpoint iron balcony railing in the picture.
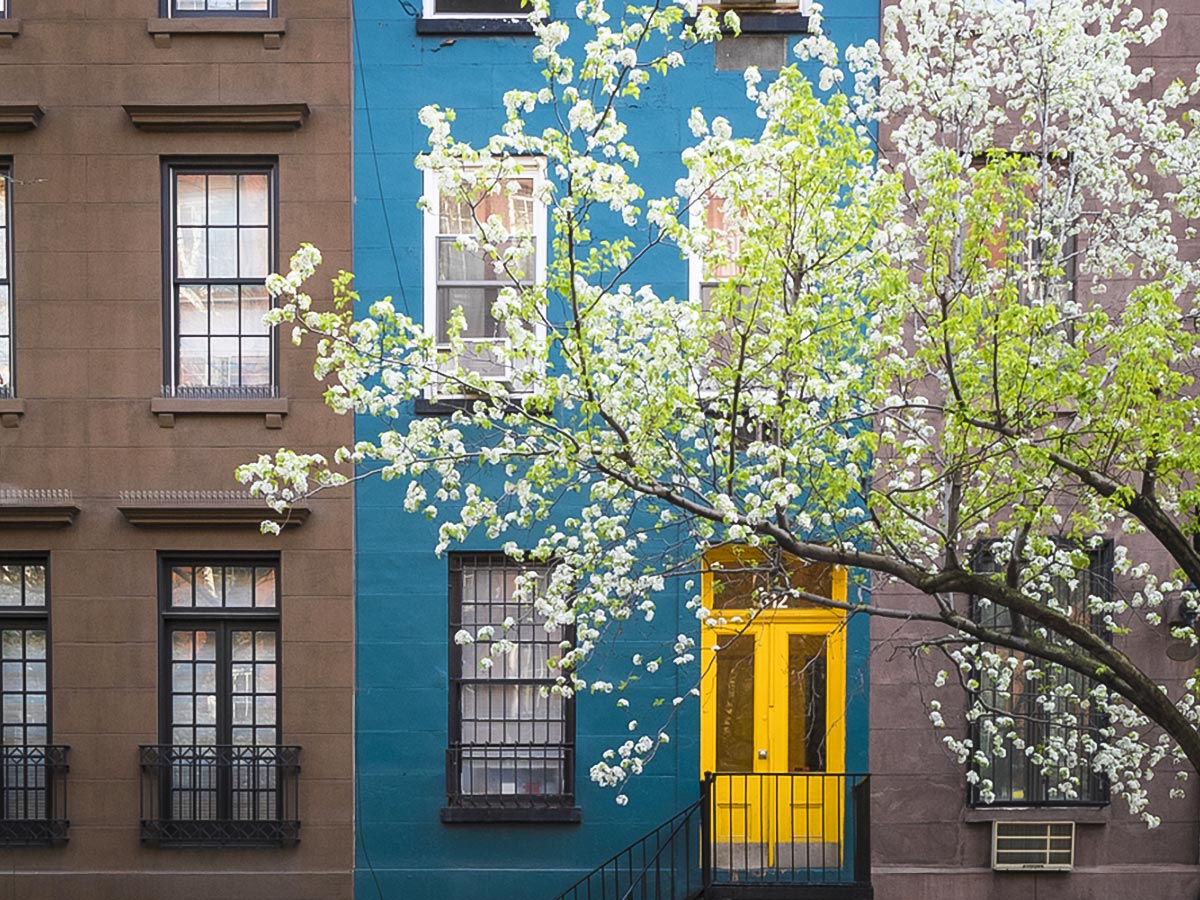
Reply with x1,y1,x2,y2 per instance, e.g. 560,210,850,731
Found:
139,744,300,846
161,384,280,400
0,745,69,846
446,743,575,809
552,772,872,900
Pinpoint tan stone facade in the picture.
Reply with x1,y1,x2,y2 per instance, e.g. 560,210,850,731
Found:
0,2,354,897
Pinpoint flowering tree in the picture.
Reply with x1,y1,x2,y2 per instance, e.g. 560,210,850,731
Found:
238,0,1200,821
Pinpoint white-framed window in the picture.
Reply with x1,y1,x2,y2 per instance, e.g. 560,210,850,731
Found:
422,0,528,18
422,160,547,396
0,162,12,398
165,0,274,17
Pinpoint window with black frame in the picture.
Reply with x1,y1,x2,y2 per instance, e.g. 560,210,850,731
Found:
1,162,13,398
426,0,527,15
164,162,276,399
0,558,68,844
142,558,299,846
166,0,274,16
445,554,575,819
970,543,1111,806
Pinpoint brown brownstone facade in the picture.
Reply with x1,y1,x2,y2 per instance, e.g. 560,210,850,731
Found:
870,2,1200,897
0,2,354,898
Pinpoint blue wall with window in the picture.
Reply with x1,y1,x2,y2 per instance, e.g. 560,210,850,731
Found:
351,3,880,898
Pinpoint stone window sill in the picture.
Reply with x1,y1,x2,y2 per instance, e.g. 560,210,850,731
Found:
147,17,286,49
0,398,25,428
440,806,581,824
150,397,289,429
963,805,1109,825
0,19,19,47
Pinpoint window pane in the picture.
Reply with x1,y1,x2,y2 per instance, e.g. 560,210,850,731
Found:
255,632,276,661
437,287,499,341
178,287,209,336
177,228,207,278
207,229,237,279
239,175,269,226
241,286,270,334
25,632,44,661
171,567,194,607
178,338,208,386
194,568,221,607
172,663,193,693
22,567,44,607
25,663,45,692
195,631,216,661
233,631,253,661
172,631,194,661
195,663,216,693
241,338,271,386
238,228,269,279
1,632,20,660
26,695,46,725
210,336,240,387
210,286,239,335
226,568,253,607
0,568,19,606
208,175,237,226
255,568,276,607
2,664,21,692
176,175,207,226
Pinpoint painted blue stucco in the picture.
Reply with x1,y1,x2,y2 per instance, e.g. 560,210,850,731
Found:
351,4,879,898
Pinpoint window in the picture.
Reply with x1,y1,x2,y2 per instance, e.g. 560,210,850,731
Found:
1,162,12,398
969,544,1111,806
165,0,274,16
0,558,68,843
423,0,527,16
445,554,575,819
164,162,276,398
423,162,545,393
0,1,7,20
142,557,298,845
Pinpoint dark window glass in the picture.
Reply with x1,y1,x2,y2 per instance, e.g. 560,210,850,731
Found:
447,554,573,807
167,165,275,397
0,558,52,823
433,0,526,14
970,544,1110,806
160,558,281,823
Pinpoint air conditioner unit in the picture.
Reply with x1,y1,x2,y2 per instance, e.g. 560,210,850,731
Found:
992,821,1075,871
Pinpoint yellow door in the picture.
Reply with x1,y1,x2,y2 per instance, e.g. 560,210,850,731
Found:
700,551,847,871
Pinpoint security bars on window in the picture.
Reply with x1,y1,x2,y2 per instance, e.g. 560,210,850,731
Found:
0,166,12,398
168,166,275,398
447,554,573,808
969,544,1111,806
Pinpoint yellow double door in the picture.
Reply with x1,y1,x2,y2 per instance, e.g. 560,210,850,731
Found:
700,610,847,871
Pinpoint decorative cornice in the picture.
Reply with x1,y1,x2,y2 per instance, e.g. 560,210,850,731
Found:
0,105,44,133
117,490,309,529
0,489,79,528
124,103,309,133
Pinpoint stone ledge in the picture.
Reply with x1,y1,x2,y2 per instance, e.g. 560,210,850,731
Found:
0,105,44,132
118,490,308,528
0,398,25,428
125,103,309,132
150,396,288,429
963,805,1110,825
147,17,286,49
0,490,79,528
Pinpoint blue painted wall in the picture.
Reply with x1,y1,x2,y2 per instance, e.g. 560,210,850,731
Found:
351,3,879,898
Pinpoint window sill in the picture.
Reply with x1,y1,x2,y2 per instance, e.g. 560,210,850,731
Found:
146,17,286,49
0,18,19,47
964,805,1109,825
150,397,289,429
415,15,534,36
440,806,582,824
0,398,25,428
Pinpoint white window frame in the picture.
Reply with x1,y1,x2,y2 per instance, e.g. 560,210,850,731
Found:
421,0,530,19
422,160,548,398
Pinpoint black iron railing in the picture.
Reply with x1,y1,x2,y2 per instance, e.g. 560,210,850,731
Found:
0,745,69,845
551,773,872,900
139,744,300,846
706,772,871,894
161,384,279,400
446,743,575,809
553,797,706,900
